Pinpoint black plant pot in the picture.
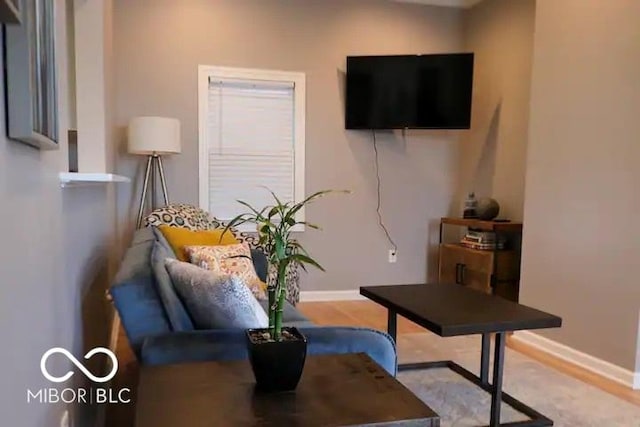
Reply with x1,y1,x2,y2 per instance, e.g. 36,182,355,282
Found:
246,327,307,392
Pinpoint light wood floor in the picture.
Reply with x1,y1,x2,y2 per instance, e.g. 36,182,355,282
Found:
107,300,639,426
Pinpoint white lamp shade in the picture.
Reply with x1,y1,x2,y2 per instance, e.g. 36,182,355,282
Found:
128,116,181,155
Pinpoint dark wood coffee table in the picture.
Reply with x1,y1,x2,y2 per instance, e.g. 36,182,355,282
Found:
360,284,562,427
136,353,439,426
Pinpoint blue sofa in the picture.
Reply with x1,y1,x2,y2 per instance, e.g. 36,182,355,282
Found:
109,227,397,374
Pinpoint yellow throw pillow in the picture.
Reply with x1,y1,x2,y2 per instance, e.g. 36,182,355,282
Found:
184,243,266,301
158,225,238,262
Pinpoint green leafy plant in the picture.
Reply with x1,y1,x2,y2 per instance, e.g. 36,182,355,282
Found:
223,189,342,341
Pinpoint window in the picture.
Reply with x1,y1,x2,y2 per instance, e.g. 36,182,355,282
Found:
198,65,306,230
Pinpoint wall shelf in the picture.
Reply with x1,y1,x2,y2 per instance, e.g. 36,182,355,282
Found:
59,172,130,188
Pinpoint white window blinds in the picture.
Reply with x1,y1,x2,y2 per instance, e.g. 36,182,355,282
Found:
206,77,297,220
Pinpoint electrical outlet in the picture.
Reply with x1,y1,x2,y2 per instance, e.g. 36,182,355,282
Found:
388,249,397,263
60,410,70,427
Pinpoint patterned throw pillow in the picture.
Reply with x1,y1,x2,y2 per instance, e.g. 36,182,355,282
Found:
144,204,214,230
144,204,260,246
165,259,268,330
185,244,266,300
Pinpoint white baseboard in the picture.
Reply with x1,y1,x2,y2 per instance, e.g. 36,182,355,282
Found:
299,290,366,302
512,331,639,390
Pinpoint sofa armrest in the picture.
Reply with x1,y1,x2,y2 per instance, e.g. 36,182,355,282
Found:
141,327,397,375
110,276,172,357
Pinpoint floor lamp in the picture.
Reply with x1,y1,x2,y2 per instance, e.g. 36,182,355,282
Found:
128,116,182,228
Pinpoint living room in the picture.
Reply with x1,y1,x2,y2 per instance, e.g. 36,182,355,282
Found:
1,0,638,426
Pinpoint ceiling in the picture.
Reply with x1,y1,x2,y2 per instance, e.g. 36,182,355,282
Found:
391,0,484,8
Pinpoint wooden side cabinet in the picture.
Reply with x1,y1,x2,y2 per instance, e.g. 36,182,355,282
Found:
438,217,522,302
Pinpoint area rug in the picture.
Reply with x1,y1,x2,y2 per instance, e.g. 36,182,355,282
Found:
395,333,640,427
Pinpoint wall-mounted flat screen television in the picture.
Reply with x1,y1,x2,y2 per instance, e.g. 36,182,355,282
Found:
345,53,474,130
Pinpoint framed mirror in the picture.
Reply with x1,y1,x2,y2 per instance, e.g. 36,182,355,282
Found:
4,0,58,149
0,0,21,23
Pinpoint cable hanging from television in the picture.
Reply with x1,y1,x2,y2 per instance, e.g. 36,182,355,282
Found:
372,130,397,252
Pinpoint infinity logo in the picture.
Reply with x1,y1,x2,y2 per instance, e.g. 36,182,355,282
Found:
40,347,119,384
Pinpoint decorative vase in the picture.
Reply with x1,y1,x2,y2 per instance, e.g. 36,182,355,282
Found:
476,197,500,220
246,327,307,392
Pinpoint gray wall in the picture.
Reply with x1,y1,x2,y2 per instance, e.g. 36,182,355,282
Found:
520,0,640,371
459,0,535,221
0,21,116,427
113,0,464,291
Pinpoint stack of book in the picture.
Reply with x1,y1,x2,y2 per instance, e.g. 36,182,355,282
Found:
460,229,506,251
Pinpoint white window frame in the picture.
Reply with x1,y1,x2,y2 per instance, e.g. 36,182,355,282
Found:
198,65,306,231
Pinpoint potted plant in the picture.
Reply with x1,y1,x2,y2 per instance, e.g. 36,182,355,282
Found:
223,190,337,392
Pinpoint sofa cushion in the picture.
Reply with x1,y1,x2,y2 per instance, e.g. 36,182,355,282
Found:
144,204,214,230
114,228,155,284
185,244,266,300
158,225,239,261
259,300,309,323
150,234,194,332
166,259,268,329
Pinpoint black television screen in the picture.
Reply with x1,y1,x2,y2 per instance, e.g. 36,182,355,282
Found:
345,53,474,130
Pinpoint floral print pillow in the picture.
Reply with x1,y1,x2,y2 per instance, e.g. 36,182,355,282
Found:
184,243,266,300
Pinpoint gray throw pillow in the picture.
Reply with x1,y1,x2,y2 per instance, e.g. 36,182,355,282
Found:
151,238,194,331
165,259,268,330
